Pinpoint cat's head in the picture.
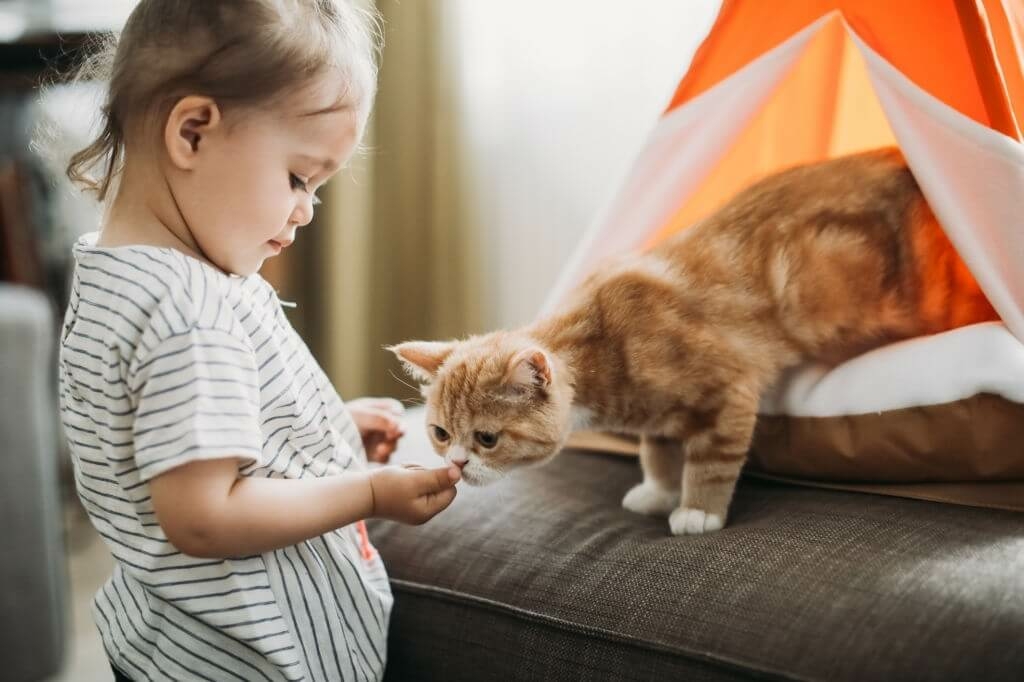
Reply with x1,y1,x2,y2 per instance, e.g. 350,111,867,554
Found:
388,332,574,485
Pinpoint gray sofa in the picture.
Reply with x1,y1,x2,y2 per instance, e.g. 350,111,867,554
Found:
369,410,1024,681
0,284,67,681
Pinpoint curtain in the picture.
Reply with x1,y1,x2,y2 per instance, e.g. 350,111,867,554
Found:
295,0,477,399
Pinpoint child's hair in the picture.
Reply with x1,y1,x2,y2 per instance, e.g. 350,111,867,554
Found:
65,0,381,201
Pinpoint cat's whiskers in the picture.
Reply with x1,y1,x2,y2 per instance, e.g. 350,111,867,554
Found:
388,370,423,395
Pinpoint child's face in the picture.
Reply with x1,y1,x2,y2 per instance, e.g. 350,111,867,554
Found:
181,81,360,276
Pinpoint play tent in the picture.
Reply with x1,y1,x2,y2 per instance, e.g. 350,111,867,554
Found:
551,1,1024,510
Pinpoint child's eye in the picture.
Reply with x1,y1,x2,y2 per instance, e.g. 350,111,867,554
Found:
289,173,308,192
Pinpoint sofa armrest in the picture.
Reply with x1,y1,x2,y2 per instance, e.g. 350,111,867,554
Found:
0,284,67,681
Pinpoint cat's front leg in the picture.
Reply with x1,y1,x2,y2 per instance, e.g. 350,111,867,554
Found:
669,389,758,535
622,434,682,516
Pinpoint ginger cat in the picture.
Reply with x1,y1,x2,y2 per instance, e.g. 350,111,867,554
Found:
391,148,997,535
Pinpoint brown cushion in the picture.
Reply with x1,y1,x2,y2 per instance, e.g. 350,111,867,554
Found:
751,393,1024,482
368,421,1024,681
568,419,1024,512
750,323,1024,490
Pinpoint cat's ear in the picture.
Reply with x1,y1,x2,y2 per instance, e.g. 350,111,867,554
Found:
505,347,553,391
388,341,456,382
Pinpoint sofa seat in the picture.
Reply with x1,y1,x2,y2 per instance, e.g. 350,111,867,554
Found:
367,412,1024,681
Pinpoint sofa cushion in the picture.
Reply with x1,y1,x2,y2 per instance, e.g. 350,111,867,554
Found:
368,414,1024,681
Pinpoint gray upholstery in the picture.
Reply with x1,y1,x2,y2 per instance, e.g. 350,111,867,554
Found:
369,411,1024,681
0,285,66,681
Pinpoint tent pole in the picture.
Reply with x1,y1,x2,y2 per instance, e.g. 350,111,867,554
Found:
953,0,1022,139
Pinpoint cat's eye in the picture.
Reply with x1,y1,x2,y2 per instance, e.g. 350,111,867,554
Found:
431,425,450,443
474,431,500,449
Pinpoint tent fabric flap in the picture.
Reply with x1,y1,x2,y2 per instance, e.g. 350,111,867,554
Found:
543,7,1024,345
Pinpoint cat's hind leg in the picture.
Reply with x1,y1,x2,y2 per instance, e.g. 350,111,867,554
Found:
622,434,682,517
670,388,758,535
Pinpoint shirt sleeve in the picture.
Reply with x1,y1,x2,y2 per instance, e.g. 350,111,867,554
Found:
130,325,264,482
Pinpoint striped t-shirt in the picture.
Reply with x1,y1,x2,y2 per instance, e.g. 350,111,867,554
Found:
58,233,392,682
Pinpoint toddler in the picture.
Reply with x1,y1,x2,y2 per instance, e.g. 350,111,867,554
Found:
56,2,460,680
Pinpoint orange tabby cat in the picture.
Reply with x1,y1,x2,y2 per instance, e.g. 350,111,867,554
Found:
391,148,997,535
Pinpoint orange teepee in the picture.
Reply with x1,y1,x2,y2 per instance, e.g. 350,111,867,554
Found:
545,0,1024,343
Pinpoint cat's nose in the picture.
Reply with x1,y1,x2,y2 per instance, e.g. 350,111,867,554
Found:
448,448,469,468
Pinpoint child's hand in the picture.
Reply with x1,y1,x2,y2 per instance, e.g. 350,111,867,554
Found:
368,464,461,525
348,397,405,463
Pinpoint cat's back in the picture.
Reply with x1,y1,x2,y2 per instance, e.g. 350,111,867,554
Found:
644,147,993,360
741,147,912,212
571,150,919,328
670,147,918,251
570,147,992,365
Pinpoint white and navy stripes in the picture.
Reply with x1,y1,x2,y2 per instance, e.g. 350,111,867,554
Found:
59,233,392,681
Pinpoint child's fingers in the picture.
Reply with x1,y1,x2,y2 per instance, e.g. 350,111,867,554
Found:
367,444,390,463
424,486,457,517
354,397,405,415
437,486,458,511
355,408,402,436
379,431,404,446
417,465,460,494
369,398,405,415
373,441,396,463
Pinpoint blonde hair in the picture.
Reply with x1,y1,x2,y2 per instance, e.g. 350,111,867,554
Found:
65,0,381,201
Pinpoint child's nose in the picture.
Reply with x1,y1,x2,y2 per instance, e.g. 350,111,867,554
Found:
291,200,314,227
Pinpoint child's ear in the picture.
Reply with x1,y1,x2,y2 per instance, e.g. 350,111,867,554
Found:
164,95,222,170
387,341,456,383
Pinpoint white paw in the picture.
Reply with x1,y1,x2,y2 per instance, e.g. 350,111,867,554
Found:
622,481,680,516
669,507,724,535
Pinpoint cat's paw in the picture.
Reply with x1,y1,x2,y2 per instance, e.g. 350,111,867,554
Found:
669,507,724,535
622,481,680,516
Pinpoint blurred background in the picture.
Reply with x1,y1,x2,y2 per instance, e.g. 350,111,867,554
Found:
0,0,719,679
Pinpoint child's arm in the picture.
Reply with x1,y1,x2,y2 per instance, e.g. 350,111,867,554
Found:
149,458,460,558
